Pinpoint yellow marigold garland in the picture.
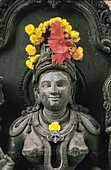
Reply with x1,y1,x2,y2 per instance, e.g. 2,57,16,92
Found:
26,60,34,70
72,47,83,60
25,44,36,56
25,24,35,35
30,34,38,44
26,54,40,70
25,17,83,70
29,54,40,63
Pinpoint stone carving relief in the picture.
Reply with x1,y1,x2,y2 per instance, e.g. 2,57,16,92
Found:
0,8,103,167
0,0,110,170
0,43,101,169
103,74,111,170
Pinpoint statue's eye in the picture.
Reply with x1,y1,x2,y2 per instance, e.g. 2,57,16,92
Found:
57,80,65,87
41,82,51,88
47,83,51,87
57,83,62,87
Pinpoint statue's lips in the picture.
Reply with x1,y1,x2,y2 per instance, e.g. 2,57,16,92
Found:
48,96,60,101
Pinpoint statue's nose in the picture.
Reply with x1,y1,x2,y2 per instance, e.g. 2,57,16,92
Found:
50,83,58,95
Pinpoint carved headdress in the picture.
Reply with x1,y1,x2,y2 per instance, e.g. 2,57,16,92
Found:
25,17,83,83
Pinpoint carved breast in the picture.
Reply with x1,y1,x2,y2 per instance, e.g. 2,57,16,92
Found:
22,110,89,168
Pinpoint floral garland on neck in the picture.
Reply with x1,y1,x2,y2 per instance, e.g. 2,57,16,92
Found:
25,17,83,69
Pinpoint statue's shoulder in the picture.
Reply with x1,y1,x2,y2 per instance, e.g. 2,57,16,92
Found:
76,111,101,135
9,109,33,137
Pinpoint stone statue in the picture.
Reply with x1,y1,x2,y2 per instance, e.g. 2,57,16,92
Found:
0,18,102,170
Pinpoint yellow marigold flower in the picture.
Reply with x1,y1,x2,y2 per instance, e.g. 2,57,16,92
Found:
55,17,62,22
68,46,75,53
49,18,56,25
38,23,43,30
35,41,41,46
39,37,45,43
29,54,40,63
69,51,72,55
61,19,69,27
70,30,79,38
25,24,35,35
35,37,45,46
43,21,49,27
65,25,72,33
72,47,83,60
26,60,34,70
65,33,69,39
42,26,46,33
46,20,50,26
73,37,80,43
68,38,74,44
35,28,42,38
30,34,38,44
25,44,36,55
49,122,61,132
68,46,73,51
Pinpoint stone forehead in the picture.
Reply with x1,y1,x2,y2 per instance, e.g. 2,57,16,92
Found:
39,70,71,82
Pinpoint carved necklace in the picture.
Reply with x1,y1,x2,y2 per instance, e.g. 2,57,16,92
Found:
33,109,77,142
32,109,78,170
41,108,69,124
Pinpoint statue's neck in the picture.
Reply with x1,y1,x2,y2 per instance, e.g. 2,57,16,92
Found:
43,107,66,121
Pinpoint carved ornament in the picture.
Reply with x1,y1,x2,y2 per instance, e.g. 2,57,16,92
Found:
103,75,111,133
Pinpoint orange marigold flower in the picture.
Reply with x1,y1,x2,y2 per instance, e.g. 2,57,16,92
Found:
25,24,35,35
25,44,36,55
49,122,61,132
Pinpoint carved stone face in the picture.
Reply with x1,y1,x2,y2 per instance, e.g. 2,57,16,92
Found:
38,71,72,111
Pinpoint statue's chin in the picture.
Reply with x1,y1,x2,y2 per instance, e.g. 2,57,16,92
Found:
43,102,64,111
